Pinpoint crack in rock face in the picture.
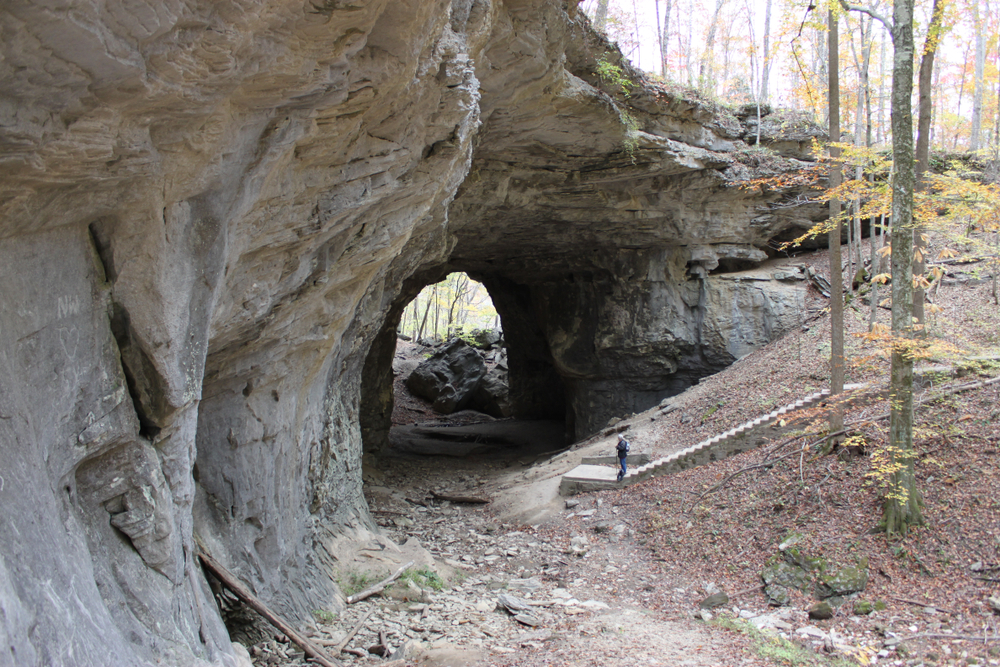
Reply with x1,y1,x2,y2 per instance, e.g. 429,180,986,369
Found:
0,0,823,663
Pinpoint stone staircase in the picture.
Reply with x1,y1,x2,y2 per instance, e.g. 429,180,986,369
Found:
559,384,867,495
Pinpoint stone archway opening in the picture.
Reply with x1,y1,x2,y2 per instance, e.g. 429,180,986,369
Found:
358,271,570,499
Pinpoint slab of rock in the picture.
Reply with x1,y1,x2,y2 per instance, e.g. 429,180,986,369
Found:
513,613,541,627
568,535,590,556
749,614,794,632
817,560,869,599
498,593,532,613
469,329,502,349
699,592,730,609
796,626,828,640
808,601,834,620
761,559,811,606
508,577,543,592
517,629,553,644
580,600,610,611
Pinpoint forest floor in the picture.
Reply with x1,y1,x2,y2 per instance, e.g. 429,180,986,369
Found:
242,239,1000,667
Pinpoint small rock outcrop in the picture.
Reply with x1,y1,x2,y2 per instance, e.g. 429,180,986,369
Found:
761,537,869,607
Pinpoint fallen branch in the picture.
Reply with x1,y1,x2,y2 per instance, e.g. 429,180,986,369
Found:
368,630,389,657
850,375,1000,427
686,431,834,511
891,596,956,615
927,255,995,266
730,584,765,598
334,608,373,654
431,491,490,504
346,560,414,604
314,638,340,648
196,542,341,667
896,633,999,643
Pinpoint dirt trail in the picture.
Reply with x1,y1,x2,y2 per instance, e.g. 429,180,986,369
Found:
238,345,767,666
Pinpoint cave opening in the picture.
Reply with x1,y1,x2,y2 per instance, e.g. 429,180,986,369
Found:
359,271,570,500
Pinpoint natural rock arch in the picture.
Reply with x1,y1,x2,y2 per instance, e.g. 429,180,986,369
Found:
0,0,824,664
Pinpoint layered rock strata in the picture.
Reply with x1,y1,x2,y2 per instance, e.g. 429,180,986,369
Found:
0,0,822,664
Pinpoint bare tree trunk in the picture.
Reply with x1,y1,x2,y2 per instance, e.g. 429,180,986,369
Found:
877,28,887,146
446,273,469,338
846,199,855,294
885,0,924,536
432,282,439,340
720,21,736,98
740,0,760,128
995,43,1000,154
400,298,407,338
417,293,431,342
970,0,987,151
828,8,845,443
661,0,673,78
994,229,999,305
656,0,664,76
853,14,871,290
869,212,885,331
864,24,873,147
685,0,694,85
913,0,947,333
760,0,773,103
631,0,642,70
994,37,1000,156
953,43,972,149
594,0,610,31
699,0,727,94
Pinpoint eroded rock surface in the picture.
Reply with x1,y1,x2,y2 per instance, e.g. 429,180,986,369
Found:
0,0,822,664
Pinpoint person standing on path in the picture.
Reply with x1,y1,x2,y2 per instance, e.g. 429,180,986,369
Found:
616,434,630,481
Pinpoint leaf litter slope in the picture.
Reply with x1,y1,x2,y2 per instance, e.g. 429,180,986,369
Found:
595,245,1000,667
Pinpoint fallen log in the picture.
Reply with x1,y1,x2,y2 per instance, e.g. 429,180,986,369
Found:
368,630,389,656
346,561,414,604
196,542,341,667
334,608,373,654
891,596,957,615
430,491,491,504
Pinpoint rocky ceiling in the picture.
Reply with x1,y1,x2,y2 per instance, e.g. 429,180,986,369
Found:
0,0,823,664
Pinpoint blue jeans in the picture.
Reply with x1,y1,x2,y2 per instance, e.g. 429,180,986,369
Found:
618,456,627,478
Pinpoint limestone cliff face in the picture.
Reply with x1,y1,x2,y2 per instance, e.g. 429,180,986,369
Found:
0,0,821,664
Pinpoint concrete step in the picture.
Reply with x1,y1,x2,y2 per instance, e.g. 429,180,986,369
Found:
580,452,651,466
559,465,622,494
